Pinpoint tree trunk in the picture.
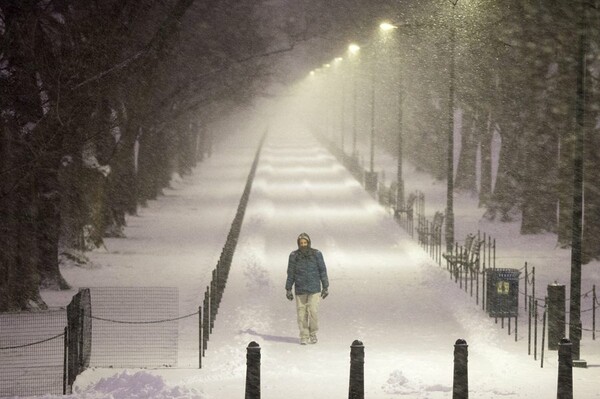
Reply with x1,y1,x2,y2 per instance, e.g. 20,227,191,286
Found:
0,124,46,310
520,115,559,234
104,113,139,236
455,110,478,192
37,156,70,289
137,127,168,205
484,120,523,222
479,110,493,207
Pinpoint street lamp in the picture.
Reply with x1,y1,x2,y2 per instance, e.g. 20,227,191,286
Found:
362,42,379,195
334,57,345,153
446,1,457,252
568,0,588,368
369,48,375,174
379,21,405,209
348,44,360,157
323,63,333,141
379,22,397,32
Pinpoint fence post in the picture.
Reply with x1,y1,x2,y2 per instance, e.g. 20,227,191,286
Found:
348,340,364,399
453,339,468,399
532,267,535,307
547,283,566,350
541,299,547,368
63,326,69,395
245,341,261,399
199,306,202,369
515,310,518,342
524,263,528,311
534,299,538,360
557,338,573,399
210,276,216,333
482,269,486,311
528,296,532,355
204,287,210,351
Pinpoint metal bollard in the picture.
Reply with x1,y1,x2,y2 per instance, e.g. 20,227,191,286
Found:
557,338,573,399
348,340,364,399
245,341,261,399
453,339,468,399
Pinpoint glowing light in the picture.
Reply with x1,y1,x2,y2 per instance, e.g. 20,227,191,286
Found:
348,43,360,54
379,22,397,31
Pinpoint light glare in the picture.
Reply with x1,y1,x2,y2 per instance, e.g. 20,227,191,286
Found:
379,22,397,31
348,43,360,54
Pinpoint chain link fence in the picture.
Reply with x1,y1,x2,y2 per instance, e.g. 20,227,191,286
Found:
0,309,67,397
88,287,179,368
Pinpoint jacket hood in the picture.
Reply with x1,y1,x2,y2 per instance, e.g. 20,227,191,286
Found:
297,232,311,248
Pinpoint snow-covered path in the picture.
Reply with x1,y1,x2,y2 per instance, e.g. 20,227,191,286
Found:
69,128,600,399
165,130,595,398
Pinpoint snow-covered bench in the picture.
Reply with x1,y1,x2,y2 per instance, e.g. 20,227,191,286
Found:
443,233,482,272
417,211,444,246
394,192,416,219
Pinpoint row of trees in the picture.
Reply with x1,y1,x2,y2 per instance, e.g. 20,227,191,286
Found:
308,1,600,262
0,0,294,311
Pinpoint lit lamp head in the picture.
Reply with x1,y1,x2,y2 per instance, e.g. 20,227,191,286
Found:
379,22,397,32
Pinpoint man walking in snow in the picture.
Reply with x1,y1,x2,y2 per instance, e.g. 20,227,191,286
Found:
285,232,329,345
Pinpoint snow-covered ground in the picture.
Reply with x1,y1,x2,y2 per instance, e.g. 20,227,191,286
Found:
23,116,600,398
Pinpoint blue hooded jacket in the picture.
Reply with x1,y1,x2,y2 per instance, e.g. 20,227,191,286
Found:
286,233,329,294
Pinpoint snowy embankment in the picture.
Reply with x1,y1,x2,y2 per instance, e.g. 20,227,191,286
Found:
33,123,598,398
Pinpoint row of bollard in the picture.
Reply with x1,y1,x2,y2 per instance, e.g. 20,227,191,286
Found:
243,338,575,399
199,131,267,369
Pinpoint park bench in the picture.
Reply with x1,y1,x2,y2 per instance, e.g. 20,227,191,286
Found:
443,233,483,272
394,192,416,220
417,211,444,246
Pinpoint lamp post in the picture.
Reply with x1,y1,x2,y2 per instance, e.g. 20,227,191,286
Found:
379,22,405,209
363,43,378,195
348,44,360,157
369,50,375,174
568,0,588,368
446,1,457,252
396,81,405,209
323,63,333,141
335,57,345,153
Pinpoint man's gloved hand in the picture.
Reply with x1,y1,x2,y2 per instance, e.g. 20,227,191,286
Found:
321,288,329,299
286,290,294,301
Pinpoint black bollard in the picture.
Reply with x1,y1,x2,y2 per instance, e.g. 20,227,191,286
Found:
453,339,468,399
557,338,573,399
245,341,261,399
348,340,364,399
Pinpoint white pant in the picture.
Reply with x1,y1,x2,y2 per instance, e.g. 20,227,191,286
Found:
295,293,320,339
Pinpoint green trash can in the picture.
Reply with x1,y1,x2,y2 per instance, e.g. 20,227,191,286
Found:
486,268,520,317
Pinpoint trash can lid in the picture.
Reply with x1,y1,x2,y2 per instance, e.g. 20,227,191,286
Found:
488,268,521,277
